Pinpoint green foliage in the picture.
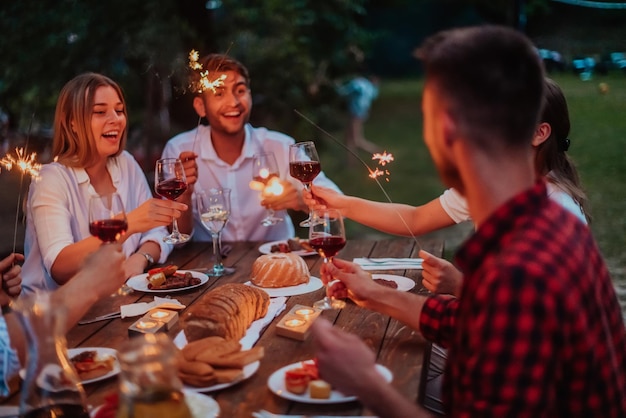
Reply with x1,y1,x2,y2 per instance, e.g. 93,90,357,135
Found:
0,0,374,145
203,0,374,140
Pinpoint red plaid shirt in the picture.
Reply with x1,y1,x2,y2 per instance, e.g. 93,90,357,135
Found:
420,181,626,417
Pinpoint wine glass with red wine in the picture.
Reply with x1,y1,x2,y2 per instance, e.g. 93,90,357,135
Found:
89,193,128,243
289,141,321,227
155,158,190,244
309,208,347,310
252,152,284,226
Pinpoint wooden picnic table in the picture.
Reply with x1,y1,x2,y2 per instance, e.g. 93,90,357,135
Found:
5,237,443,417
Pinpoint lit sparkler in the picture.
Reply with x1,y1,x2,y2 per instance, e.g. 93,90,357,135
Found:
1,147,42,179
294,109,422,251
1,145,42,256
188,49,227,94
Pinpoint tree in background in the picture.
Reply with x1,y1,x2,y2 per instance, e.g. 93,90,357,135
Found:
0,0,374,165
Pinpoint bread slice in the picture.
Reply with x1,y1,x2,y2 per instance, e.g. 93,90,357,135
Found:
204,346,265,368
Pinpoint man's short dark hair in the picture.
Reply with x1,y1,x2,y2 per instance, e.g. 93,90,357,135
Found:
192,54,251,90
416,25,545,151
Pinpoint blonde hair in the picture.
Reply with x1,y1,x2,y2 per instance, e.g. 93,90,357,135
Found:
52,73,127,167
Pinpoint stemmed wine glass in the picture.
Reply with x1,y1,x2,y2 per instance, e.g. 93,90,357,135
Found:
197,188,235,277
89,192,132,295
309,208,347,310
289,141,321,227
88,193,128,243
155,158,190,244
252,152,284,226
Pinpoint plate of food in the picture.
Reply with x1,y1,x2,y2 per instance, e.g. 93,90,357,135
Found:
175,334,265,393
90,389,220,418
371,274,416,292
245,276,323,297
267,359,393,404
183,361,260,393
21,347,120,385
127,266,209,293
258,238,317,257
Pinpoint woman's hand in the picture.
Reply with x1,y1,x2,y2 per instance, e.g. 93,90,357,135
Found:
125,198,188,236
304,185,348,215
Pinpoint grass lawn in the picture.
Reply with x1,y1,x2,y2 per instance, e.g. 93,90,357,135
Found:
315,72,626,315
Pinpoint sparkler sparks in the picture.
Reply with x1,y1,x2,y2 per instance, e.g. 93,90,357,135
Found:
188,49,227,94
1,145,42,256
1,147,41,179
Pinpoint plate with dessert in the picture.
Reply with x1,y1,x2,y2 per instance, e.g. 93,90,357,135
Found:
259,238,317,257
127,266,209,293
371,274,416,292
267,359,393,404
245,253,323,297
20,347,120,385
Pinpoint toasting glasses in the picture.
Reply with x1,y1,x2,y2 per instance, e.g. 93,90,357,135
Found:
252,152,284,226
155,158,190,244
197,188,235,277
309,209,347,310
289,141,321,227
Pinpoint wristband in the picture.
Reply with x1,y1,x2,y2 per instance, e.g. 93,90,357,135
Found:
138,252,155,269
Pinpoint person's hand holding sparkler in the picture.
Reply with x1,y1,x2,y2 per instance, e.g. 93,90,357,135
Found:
0,253,24,306
179,151,198,195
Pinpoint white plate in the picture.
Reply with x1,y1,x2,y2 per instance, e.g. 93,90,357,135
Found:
126,270,209,293
258,240,317,257
183,360,260,393
244,276,323,297
371,274,416,292
20,347,120,385
90,389,219,418
268,360,393,404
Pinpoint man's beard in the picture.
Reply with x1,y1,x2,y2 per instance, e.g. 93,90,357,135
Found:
435,156,464,196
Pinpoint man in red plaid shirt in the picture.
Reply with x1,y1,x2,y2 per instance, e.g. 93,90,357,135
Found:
311,25,626,417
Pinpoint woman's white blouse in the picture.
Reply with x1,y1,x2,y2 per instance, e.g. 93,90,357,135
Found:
21,151,172,294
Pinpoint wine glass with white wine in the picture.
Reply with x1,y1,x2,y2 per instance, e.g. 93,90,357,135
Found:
197,188,235,277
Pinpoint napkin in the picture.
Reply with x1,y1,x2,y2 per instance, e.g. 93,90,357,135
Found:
120,296,186,318
353,257,423,271
173,296,287,350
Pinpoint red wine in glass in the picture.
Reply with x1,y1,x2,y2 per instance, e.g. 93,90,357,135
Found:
89,219,128,243
88,193,127,243
309,236,346,259
155,158,190,244
289,161,321,183
155,178,188,200
310,209,346,310
289,141,321,227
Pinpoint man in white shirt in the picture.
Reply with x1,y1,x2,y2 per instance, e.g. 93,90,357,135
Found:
162,54,341,242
